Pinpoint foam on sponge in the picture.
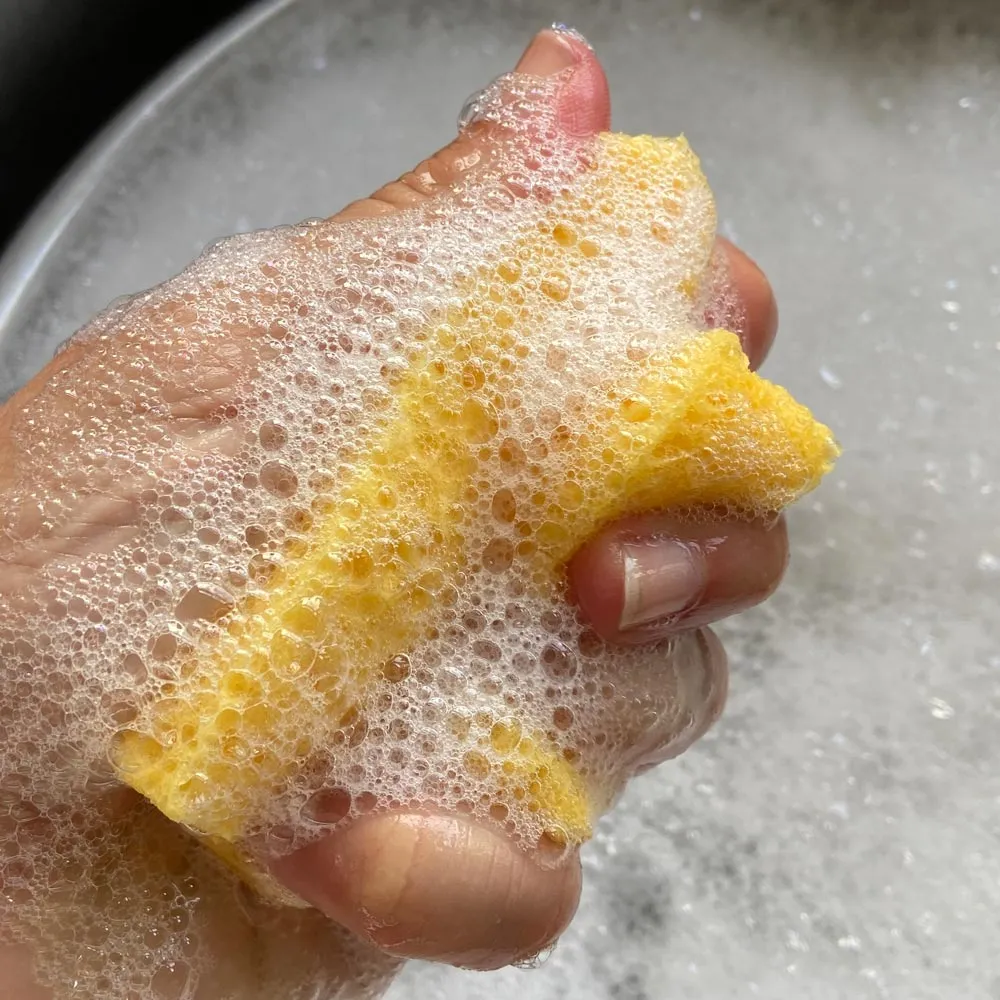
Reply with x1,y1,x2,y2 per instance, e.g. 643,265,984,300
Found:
0,69,836,998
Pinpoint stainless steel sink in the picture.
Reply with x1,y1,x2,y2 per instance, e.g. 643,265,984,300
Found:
0,1,996,997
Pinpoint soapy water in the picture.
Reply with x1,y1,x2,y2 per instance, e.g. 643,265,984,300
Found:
0,62,762,999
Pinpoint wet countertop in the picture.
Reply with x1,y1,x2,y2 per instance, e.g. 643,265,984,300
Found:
0,1,997,997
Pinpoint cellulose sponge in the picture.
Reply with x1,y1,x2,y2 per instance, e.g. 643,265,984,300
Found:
107,125,838,898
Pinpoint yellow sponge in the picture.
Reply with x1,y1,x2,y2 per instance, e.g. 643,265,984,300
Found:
113,132,838,903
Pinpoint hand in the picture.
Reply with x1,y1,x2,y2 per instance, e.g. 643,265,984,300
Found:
271,26,784,971
0,27,785,999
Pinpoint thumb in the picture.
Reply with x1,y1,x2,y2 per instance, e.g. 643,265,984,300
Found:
270,813,582,972
266,28,610,971
335,26,610,221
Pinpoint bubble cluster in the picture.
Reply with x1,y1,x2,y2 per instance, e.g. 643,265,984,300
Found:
0,66,832,998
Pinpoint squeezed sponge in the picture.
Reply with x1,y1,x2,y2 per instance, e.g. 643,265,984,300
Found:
112,131,837,904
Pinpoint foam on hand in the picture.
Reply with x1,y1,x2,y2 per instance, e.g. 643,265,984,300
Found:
0,67,837,998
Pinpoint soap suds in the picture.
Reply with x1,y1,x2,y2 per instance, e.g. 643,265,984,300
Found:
0,69,791,999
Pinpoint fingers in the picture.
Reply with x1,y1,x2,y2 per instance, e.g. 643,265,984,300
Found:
269,813,581,972
266,628,728,974
712,237,779,371
264,33,780,972
0,26,781,986
617,628,729,774
540,28,611,136
569,513,789,645
334,28,608,222
562,626,729,784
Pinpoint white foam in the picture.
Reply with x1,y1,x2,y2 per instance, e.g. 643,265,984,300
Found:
0,70,735,998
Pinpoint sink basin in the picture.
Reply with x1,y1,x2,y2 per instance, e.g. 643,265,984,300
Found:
0,1,996,997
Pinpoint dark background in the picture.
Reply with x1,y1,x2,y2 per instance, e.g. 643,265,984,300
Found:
0,0,253,255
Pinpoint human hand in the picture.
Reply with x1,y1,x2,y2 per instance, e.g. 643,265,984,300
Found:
0,27,786,999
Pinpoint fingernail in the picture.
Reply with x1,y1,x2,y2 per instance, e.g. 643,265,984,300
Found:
515,28,582,76
619,539,705,629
